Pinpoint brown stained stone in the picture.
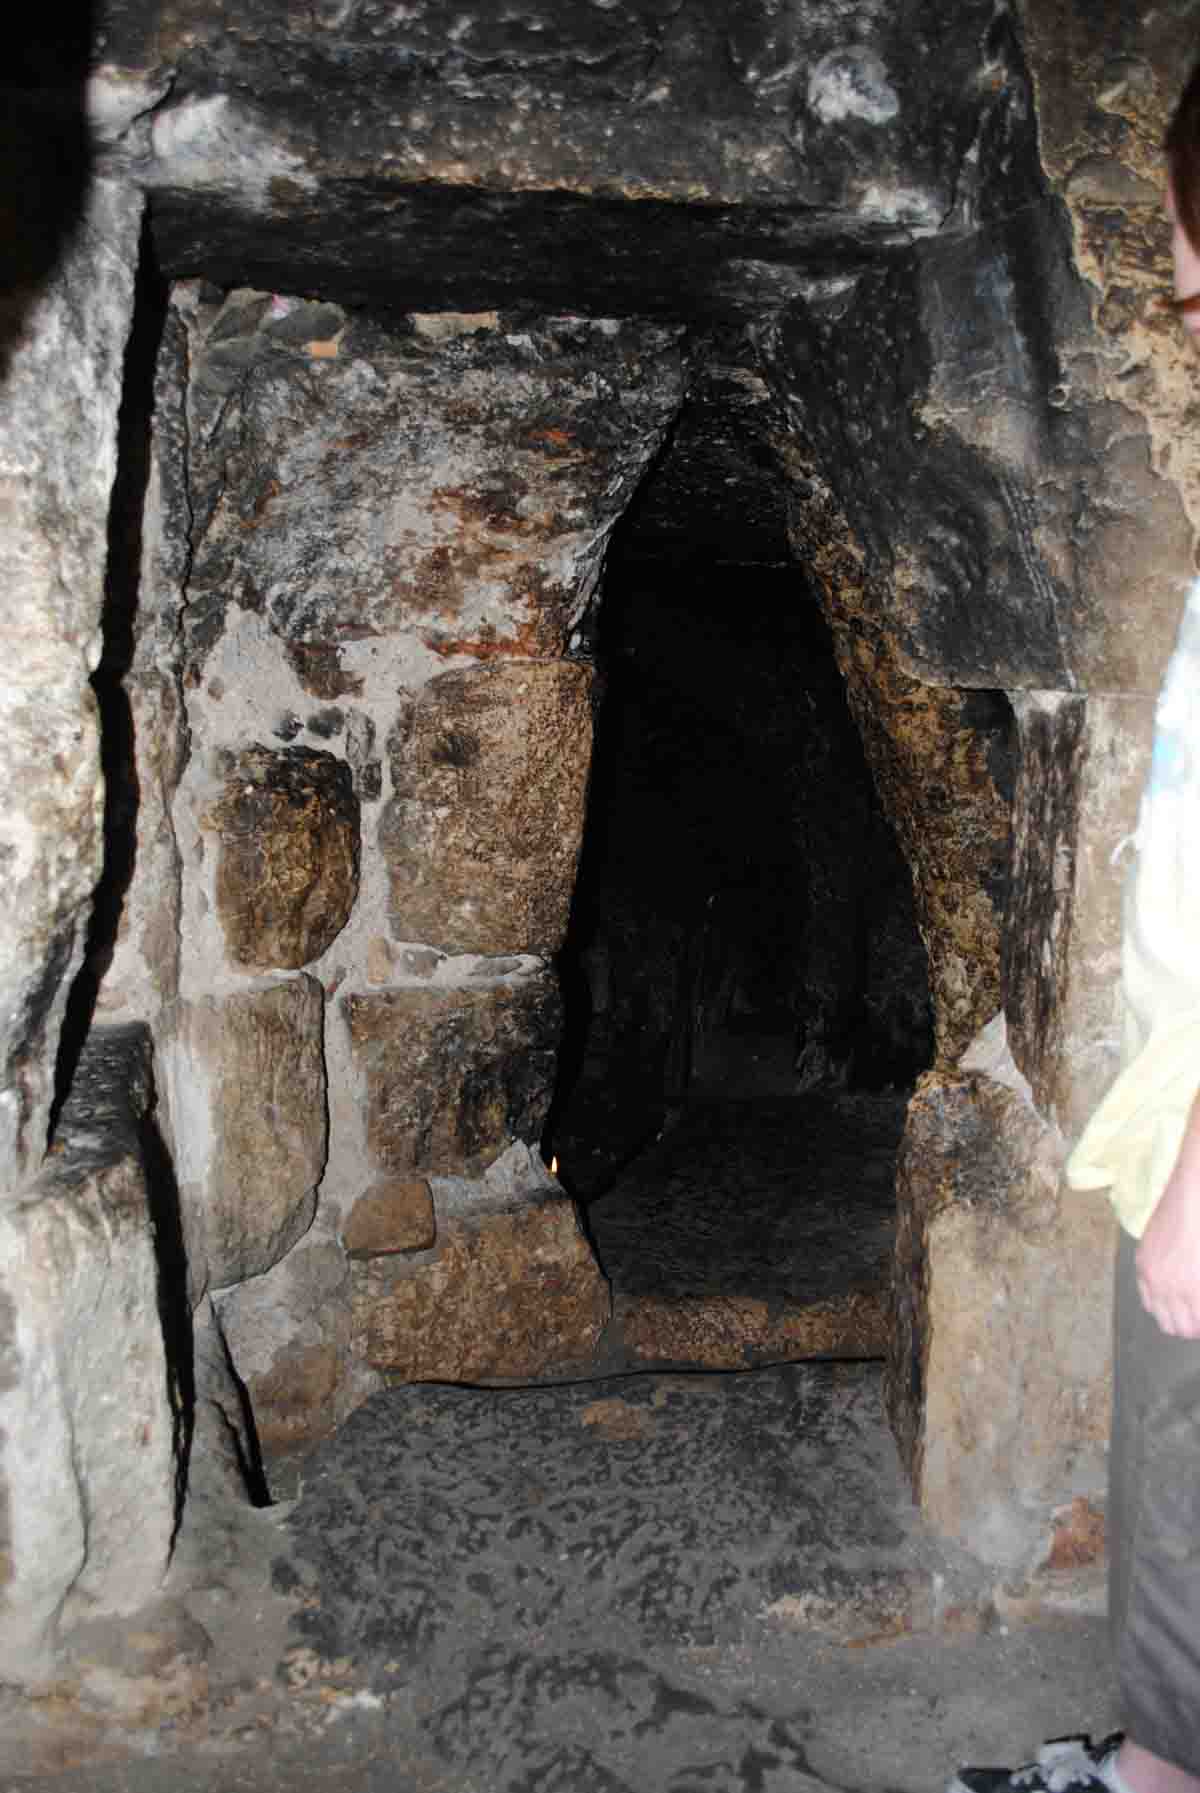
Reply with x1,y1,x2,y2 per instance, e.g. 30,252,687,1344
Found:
380,659,594,956
343,1179,436,1258
343,975,562,1177
616,1289,887,1371
213,1240,378,1455
243,1342,344,1457
169,978,327,1291
886,1071,1113,1572
1042,1497,1107,1573
205,744,360,970
783,465,1009,1065
351,1200,610,1382
284,640,363,699
178,302,681,668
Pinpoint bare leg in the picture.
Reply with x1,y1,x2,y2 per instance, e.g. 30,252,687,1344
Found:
1116,1742,1200,1793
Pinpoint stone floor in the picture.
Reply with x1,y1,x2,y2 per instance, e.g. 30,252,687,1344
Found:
2,1043,1121,1791
3,1360,1117,1793
579,1028,904,1369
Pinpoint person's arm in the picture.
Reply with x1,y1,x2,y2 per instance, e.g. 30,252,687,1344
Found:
1137,1087,1200,1336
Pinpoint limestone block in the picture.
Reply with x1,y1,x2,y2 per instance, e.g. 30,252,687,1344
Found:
204,744,360,970
343,1179,436,1258
214,1241,380,1458
352,1197,610,1383
0,178,143,1189
97,306,193,1023
886,1070,1113,1573
164,977,326,1293
178,297,681,667
343,972,562,1177
0,1026,178,1688
380,660,594,955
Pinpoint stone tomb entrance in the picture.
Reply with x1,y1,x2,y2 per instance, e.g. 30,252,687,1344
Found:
545,377,970,1370
7,0,1192,1697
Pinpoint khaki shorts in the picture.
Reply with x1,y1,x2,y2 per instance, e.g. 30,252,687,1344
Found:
1110,1227,1200,1774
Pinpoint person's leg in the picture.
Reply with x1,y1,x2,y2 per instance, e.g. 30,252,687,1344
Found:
1115,1740,1200,1793
950,1230,1200,1793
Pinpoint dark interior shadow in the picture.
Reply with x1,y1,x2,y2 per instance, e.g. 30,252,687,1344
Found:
0,15,96,380
139,1105,196,1545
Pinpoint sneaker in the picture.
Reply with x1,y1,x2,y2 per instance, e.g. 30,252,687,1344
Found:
948,1735,1125,1793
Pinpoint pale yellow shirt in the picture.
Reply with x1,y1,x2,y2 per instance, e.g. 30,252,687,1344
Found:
1066,577,1200,1236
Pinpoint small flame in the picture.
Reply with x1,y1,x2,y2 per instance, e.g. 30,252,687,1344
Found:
550,1155,559,1177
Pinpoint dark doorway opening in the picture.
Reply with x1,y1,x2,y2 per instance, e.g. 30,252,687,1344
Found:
546,517,934,1369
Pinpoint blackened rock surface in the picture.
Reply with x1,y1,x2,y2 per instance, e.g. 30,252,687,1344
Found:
101,0,1009,318
205,744,360,970
381,661,595,956
283,1361,940,1688
343,975,562,1177
179,292,681,668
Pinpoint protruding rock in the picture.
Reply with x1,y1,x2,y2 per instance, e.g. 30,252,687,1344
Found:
213,1240,379,1458
380,660,594,955
164,978,327,1293
343,973,561,1177
343,1179,436,1258
886,1068,1112,1572
0,179,144,1188
205,744,360,970
352,1194,609,1383
0,1026,178,1687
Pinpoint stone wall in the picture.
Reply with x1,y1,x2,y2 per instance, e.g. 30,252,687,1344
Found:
0,169,183,1686
5,0,1200,1692
99,292,686,1450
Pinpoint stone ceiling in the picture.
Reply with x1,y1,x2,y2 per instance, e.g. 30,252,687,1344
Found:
73,2,1021,570
92,0,1007,321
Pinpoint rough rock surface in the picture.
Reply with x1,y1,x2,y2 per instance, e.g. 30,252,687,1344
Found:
343,973,561,1177
887,1069,1113,1573
0,177,143,1189
352,1195,610,1384
780,455,1013,1066
381,660,595,955
163,978,327,1294
205,744,360,970
342,1179,436,1258
177,292,682,667
99,0,1012,320
214,1240,378,1457
0,1025,178,1686
94,293,189,1027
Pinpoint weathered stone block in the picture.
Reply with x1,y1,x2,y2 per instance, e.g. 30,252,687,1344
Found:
343,1179,436,1258
352,1197,609,1383
214,1240,380,1458
163,977,326,1293
380,660,594,955
204,744,360,970
0,1026,178,1688
178,297,681,667
343,973,562,1176
0,178,143,1189
887,1068,1113,1573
